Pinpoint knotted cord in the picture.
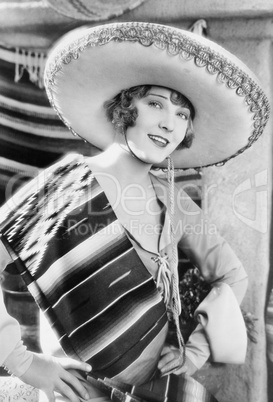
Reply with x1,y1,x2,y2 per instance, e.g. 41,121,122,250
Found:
167,156,186,366
152,254,172,305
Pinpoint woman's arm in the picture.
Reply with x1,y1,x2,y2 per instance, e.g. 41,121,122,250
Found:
176,187,248,370
0,239,29,373
177,189,248,299
152,175,248,374
0,236,91,401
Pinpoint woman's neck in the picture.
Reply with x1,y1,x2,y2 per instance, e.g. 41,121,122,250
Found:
86,141,164,255
87,141,152,186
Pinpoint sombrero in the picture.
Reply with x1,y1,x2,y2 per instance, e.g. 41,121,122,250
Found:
44,22,270,169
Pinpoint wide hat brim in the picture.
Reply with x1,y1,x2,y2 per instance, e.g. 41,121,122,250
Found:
44,22,270,169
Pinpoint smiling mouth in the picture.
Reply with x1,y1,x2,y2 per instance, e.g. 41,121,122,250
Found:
148,134,169,148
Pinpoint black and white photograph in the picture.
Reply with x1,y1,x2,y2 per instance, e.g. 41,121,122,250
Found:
0,1,271,402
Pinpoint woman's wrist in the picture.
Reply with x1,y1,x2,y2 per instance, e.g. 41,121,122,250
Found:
4,341,33,377
183,352,199,375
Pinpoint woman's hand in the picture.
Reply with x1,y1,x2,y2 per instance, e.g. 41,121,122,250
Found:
19,353,92,402
158,345,198,377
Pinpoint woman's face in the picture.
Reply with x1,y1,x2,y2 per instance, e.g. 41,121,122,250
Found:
125,86,190,165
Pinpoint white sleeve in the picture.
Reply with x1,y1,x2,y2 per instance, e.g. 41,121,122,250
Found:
0,240,33,376
176,187,248,367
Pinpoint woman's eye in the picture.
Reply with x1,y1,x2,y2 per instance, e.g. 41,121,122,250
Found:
148,101,161,109
178,112,189,120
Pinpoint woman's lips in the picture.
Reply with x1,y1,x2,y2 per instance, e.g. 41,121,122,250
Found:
148,134,169,148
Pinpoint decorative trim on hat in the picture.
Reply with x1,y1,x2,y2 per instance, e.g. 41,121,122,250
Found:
45,22,270,169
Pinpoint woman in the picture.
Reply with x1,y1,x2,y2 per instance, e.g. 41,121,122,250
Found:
0,22,270,402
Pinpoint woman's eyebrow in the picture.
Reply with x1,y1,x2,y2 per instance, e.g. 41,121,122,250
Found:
147,93,168,99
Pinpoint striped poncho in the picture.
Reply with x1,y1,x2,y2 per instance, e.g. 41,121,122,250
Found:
0,153,169,382
0,153,221,401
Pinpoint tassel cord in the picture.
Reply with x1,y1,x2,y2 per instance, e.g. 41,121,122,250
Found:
167,156,186,367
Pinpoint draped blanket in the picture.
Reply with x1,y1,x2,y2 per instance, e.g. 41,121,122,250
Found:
0,153,167,380
0,153,219,401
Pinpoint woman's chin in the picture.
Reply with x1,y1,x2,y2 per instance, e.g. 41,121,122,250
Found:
141,156,166,166
131,150,167,166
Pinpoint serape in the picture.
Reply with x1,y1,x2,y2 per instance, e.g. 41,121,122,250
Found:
0,373,218,402
0,153,219,401
86,373,218,402
0,153,167,381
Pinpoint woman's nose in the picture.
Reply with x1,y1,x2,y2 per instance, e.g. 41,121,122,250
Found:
158,116,174,132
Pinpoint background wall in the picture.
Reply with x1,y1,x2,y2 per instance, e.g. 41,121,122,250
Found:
199,18,272,402
0,1,272,401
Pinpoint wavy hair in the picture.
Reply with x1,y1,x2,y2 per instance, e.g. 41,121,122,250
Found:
104,85,195,150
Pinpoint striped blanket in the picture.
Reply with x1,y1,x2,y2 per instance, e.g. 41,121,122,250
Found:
0,154,167,381
87,373,218,402
0,154,218,401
